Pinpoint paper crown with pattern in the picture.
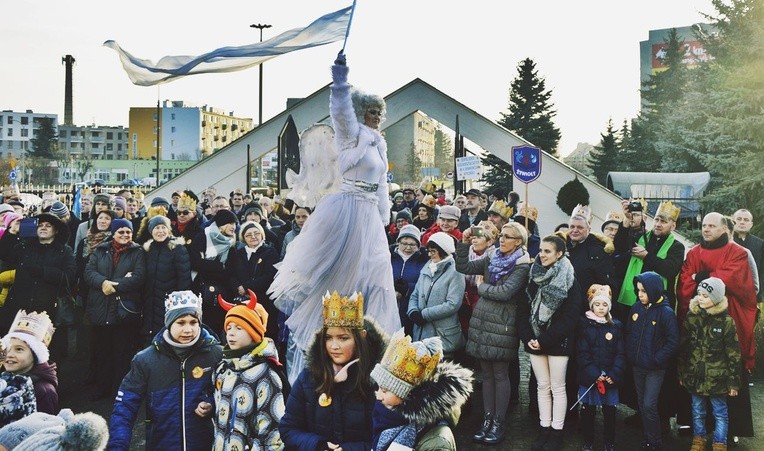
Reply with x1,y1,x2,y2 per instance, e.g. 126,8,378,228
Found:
605,210,625,223
488,199,514,220
370,329,442,400
419,194,437,210
1,310,55,363
322,291,364,329
178,192,197,212
655,201,681,221
516,204,539,222
570,204,592,224
418,181,437,195
587,283,613,301
165,290,203,314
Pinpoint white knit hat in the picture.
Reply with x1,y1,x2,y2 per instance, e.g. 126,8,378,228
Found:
427,232,455,255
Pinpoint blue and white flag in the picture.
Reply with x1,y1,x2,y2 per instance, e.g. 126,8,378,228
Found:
105,4,352,86
72,188,82,220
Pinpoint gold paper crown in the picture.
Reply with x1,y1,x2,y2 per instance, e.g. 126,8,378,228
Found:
476,220,499,241
178,193,197,211
379,330,441,386
488,199,514,220
516,204,539,222
420,195,437,209
322,291,364,329
587,283,613,301
165,290,203,314
656,201,681,222
8,310,55,348
605,210,625,223
418,181,437,195
570,204,592,223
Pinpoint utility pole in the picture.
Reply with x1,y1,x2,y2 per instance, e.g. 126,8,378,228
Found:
249,23,271,126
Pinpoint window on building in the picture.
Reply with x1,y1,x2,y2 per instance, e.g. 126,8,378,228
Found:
21,142,28,151
107,132,113,139
153,113,158,121
107,155,113,160
118,144,122,151
5,117,11,125
171,126,176,133
171,153,175,160
20,129,28,137
59,130,67,138
171,113,176,120
6,129,12,137
171,140,175,146
106,143,113,151
20,117,28,125
7,141,12,150
60,142,67,150
92,143,100,149
92,131,100,138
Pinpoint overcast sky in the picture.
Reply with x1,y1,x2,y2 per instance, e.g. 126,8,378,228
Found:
3,0,715,156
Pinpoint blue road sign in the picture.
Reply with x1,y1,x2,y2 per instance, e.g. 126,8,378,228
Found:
9,170,16,181
512,145,542,183
387,171,394,182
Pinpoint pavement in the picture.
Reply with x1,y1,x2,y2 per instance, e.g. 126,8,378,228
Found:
58,329,764,451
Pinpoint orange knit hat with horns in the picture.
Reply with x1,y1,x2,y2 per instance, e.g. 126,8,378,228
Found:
218,290,268,344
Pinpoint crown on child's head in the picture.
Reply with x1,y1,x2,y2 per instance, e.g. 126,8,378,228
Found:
165,290,203,314
322,291,364,329
656,201,681,222
7,310,55,348
382,330,440,386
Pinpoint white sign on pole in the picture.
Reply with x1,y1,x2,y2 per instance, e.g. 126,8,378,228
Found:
456,156,481,181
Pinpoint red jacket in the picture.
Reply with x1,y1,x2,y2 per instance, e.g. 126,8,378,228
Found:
421,223,462,247
677,241,757,370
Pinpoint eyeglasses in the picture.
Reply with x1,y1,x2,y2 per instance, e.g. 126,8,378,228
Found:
366,109,383,117
178,210,192,216
243,232,262,239
115,230,132,235
399,242,418,248
500,234,522,240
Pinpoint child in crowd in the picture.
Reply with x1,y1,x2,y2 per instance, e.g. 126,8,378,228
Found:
626,271,679,451
678,277,740,451
370,330,473,451
213,291,285,450
577,285,625,451
108,290,223,450
279,291,388,451
1,310,59,415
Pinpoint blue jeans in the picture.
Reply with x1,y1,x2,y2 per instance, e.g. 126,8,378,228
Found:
633,367,665,447
691,394,728,444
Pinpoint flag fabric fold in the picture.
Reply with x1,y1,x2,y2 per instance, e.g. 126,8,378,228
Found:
104,5,352,86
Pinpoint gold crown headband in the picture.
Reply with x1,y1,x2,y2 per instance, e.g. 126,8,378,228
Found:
322,291,364,329
656,201,681,222
379,330,441,386
7,310,55,347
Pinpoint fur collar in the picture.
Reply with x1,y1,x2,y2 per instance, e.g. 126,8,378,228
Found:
142,237,184,252
689,295,729,316
305,317,389,370
397,360,473,427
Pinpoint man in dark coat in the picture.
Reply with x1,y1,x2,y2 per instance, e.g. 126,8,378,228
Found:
733,208,763,301
457,189,488,232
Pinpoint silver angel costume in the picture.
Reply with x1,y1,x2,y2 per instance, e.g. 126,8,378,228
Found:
269,60,400,382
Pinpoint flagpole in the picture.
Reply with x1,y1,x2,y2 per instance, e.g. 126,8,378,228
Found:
341,0,357,52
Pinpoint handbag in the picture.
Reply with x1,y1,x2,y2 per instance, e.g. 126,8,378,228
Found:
199,283,221,307
55,278,77,327
116,295,141,323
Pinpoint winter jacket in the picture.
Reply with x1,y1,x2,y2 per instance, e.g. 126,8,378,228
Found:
562,232,614,310
142,238,192,336
280,318,388,451
0,231,75,329
457,209,488,232
407,257,466,354
625,272,679,370
281,223,302,260
227,244,279,338
372,360,473,451
108,327,223,451
420,224,461,247
576,317,625,387
518,275,582,357
390,246,428,334
455,243,531,361
84,241,146,326
27,362,58,415
213,338,285,450
678,296,740,396
189,228,232,289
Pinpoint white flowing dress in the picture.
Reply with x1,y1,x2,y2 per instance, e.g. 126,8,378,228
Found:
269,62,400,381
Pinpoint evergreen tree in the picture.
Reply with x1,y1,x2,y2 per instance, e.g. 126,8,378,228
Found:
404,142,423,186
433,125,454,179
587,119,620,185
482,58,561,194
29,117,58,159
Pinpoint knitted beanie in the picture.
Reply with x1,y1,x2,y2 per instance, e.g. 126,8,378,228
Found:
0,204,14,215
2,212,23,229
397,224,421,246
150,196,169,208
13,409,109,451
110,218,132,234
165,290,203,329
395,209,412,223
225,303,269,345
92,194,112,207
49,202,70,219
239,221,265,243
0,410,67,450
148,215,171,234
113,197,127,212
697,277,726,305
427,232,456,255
214,209,239,227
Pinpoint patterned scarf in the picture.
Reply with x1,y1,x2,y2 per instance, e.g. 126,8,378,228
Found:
488,247,524,285
528,256,575,337
204,223,233,264
86,230,110,256
111,239,132,267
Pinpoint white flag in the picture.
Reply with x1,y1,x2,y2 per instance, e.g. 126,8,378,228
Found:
105,5,352,86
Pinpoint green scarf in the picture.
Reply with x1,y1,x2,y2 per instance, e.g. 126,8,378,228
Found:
222,342,258,360
617,232,675,306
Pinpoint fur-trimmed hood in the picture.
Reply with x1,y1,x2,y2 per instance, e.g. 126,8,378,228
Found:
689,295,729,316
142,236,185,252
555,230,614,255
397,360,473,427
305,316,389,370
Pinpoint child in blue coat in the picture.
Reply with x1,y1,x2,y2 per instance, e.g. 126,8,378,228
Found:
577,285,625,451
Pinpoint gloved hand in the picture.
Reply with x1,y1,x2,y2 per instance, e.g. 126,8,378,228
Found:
393,279,408,296
409,310,425,326
334,51,346,66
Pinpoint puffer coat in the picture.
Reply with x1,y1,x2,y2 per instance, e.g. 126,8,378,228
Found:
84,241,146,325
455,243,531,361
142,238,191,336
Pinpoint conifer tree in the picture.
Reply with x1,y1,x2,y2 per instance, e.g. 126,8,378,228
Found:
587,119,620,185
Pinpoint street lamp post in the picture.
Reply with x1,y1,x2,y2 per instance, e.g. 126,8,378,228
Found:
249,23,271,126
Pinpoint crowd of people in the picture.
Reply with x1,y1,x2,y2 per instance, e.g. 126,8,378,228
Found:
0,51,758,451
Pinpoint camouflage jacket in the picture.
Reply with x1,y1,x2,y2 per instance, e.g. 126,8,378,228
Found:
678,296,741,396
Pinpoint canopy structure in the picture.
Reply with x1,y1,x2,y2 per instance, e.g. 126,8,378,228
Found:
607,172,710,219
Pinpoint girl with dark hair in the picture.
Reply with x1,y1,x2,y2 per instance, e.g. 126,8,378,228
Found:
519,234,582,451
279,292,388,451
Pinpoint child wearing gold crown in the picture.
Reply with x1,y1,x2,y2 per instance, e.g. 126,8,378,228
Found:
212,291,285,450
108,290,223,450
0,310,57,419
279,291,388,451
369,330,473,451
